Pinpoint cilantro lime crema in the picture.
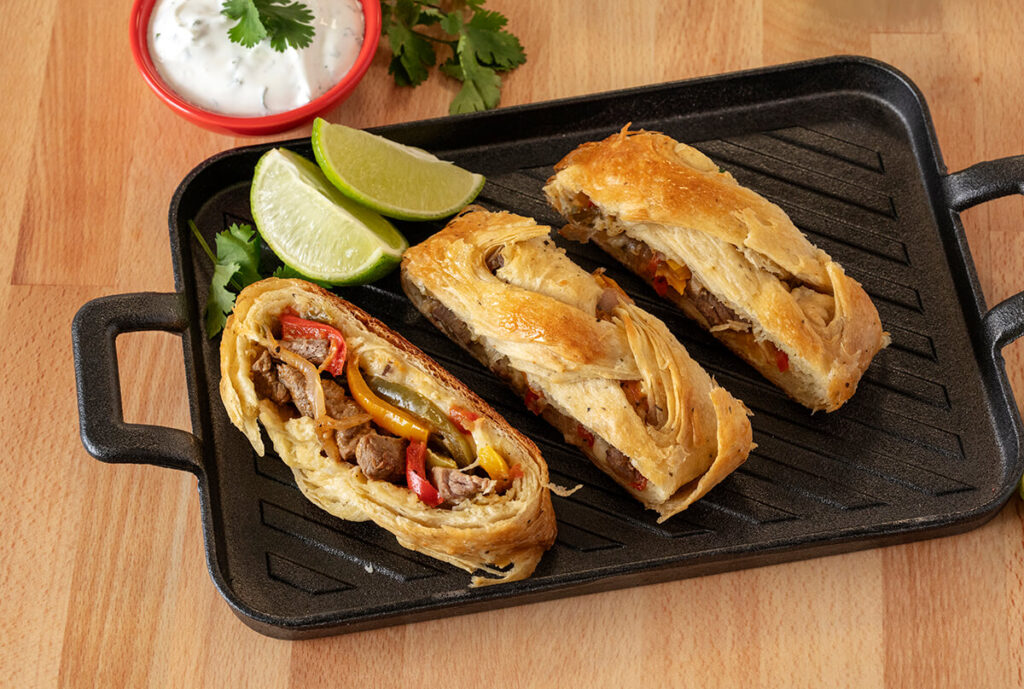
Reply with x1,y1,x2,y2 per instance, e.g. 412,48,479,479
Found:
148,0,364,117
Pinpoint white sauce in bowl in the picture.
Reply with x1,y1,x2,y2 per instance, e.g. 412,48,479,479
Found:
148,0,364,117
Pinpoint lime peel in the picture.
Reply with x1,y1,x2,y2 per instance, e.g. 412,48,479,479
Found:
311,118,485,221
250,148,407,285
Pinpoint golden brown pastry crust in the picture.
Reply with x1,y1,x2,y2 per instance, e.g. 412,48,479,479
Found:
219,278,556,586
401,209,754,520
544,127,888,412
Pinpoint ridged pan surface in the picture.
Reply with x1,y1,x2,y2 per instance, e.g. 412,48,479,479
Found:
164,58,1020,637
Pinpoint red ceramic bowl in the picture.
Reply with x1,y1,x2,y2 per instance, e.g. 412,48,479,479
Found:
130,0,381,136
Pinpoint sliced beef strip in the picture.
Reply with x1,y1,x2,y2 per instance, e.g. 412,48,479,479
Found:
321,379,373,460
282,337,330,366
430,302,475,347
685,282,741,328
621,235,654,266
485,246,505,272
604,444,646,489
276,363,317,418
336,423,371,461
355,432,407,482
252,349,291,405
321,379,351,418
432,467,493,504
337,425,371,461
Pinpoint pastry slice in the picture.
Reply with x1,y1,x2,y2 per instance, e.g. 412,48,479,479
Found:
401,208,753,521
220,278,557,586
544,127,888,411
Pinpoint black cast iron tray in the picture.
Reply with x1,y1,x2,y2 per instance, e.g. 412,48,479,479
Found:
74,56,1024,639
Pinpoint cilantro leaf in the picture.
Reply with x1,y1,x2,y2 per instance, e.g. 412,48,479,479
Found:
206,261,241,337
386,22,436,87
272,264,334,288
260,0,316,51
223,0,267,47
393,0,422,27
381,1,525,113
449,45,502,114
221,0,315,52
462,9,525,71
215,223,262,288
439,9,463,35
190,220,264,337
442,10,504,115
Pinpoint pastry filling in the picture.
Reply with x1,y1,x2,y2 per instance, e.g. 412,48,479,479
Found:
560,192,791,374
409,267,650,493
251,311,518,507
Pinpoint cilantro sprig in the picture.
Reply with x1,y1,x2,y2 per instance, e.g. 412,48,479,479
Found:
381,0,526,114
222,0,316,52
189,220,329,337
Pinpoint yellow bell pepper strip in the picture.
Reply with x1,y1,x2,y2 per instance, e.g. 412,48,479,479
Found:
477,445,509,480
279,312,347,376
366,375,474,467
646,255,691,298
406,441,442,507
346,358,430,443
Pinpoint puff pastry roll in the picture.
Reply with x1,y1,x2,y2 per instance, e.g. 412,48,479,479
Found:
401,209,753,521
544,127,889,412
220,278,556,586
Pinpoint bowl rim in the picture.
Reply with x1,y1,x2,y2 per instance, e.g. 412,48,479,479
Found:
130,0,382,135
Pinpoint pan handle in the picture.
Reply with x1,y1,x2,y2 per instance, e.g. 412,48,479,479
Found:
944,156,1024,351
72,292,203,475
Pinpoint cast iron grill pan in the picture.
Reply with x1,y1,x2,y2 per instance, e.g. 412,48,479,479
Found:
73,57,1024,638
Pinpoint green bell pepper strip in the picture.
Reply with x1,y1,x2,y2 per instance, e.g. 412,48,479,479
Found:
366,375,475,467
425,448,458,470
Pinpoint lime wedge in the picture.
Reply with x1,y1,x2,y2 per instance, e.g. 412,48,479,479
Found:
311,118,485,221
250,148,408,285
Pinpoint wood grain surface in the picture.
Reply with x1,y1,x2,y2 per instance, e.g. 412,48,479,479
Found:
3,1,1024,686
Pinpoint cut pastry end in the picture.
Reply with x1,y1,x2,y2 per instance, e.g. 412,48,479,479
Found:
219,278,557,586
557,214,883,412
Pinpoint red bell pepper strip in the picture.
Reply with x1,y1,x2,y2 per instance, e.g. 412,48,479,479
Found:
645,254,662,278
524,386,545,415
773,347,789,372
448,405,480,434
576,424,595,449
280,313,347,376
405,440,442,506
